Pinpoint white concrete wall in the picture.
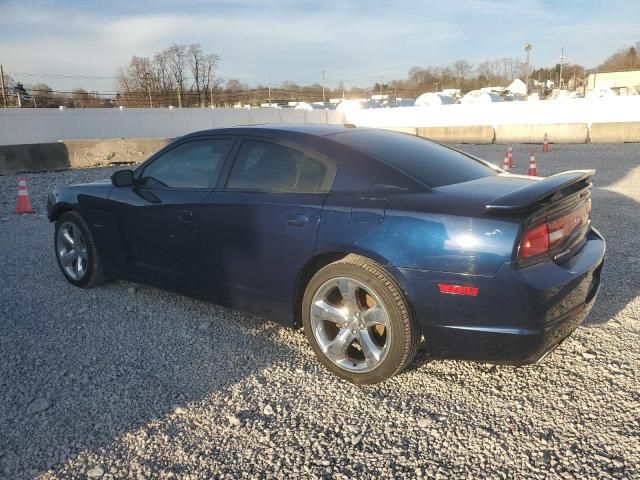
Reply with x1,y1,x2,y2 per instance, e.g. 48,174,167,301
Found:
2,96,640,146
344,96,640,128
0,107,345,146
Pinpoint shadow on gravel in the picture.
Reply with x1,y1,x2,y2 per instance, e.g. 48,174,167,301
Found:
0,249,297,478
548,146,640,326
583,162,640,326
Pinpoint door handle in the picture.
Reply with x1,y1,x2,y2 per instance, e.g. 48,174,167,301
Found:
286,213,309,227
178,210,194,222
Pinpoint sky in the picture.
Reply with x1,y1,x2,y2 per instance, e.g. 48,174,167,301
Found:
0,0,639,92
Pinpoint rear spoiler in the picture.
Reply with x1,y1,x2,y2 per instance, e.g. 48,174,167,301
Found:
485,170,595,213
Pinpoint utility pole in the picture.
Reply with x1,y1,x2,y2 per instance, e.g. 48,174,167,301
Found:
321,70,325,103
16,88,22,108
144,72,153,108
559,48,565,89
268,74,271,105
210,85,214,107
524,43,532,100
33,93,37,108
0,64,6,108
177,82,182,108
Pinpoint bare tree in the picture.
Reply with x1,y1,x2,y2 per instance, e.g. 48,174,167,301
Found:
225,79,245,91
117,43,222,107
70,88,101,108
453,60,473,83
30,83,55,107
188,44,222,106
165,44,188,104
599,43,640,71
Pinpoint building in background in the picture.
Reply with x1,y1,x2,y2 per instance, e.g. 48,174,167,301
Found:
586,70,640,95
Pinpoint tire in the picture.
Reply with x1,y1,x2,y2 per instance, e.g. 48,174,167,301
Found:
54,211,106,288
302,254,420,384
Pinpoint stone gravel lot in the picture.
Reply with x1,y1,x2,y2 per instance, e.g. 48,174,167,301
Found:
0,143,638,479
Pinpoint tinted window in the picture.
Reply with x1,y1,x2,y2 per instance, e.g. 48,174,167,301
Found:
330,130,495,187
226,140,332,192
141,139,233,189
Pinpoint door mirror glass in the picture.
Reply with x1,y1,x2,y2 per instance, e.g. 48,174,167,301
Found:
111,169,134,187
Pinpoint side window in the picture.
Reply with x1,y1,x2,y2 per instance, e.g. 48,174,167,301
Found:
140,139,233,189
225,140,333,193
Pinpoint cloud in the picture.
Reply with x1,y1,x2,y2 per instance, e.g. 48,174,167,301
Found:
0,0,638,91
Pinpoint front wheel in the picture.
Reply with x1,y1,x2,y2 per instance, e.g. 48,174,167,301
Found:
54,211,105,288
302,254,420,384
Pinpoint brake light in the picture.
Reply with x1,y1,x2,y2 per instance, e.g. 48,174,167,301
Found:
437,284,479,296
547,200,591,249
519,200,591,260
520,223,549,258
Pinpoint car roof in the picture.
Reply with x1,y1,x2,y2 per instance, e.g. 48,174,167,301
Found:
178,124,426,193
182,123,359,139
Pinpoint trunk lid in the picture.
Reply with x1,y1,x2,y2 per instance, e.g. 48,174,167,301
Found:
484,170,595,266
432,170,595,266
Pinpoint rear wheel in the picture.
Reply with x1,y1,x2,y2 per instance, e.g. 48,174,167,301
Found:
54,211,105,288
302,254,420,384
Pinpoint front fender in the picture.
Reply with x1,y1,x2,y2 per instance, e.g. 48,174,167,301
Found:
47,182,113,221
47,189,75,221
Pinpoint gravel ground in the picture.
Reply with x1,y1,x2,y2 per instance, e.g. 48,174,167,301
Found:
0,144,638,479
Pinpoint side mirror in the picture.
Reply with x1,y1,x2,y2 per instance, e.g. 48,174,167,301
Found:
111,169,135,187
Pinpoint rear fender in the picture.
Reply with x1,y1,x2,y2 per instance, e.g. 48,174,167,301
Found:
316,194,519,276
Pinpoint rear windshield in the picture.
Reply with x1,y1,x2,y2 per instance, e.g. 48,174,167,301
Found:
330,129,496,187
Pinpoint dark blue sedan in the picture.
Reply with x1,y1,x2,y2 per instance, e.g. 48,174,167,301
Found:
47,125,605,384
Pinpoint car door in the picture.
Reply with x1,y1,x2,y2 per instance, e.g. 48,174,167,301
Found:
199,137,337,318
108,137,235,290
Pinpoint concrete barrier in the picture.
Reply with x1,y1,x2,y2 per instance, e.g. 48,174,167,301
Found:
495,124,588,144
0,143,70,175
0,138,170,175
417,126,494,144
64,138,170,169
590,122,640,143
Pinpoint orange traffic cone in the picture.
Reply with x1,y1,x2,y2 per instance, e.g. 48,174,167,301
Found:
527,152,537,176
502,153,510,171
542,133,550,153
15,176,34,214
507,145,514,168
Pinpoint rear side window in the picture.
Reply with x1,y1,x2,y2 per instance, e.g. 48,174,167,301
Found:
140,139,233,189
330,130,495,187
226,140,334,193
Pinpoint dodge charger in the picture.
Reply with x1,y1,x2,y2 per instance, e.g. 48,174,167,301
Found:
47,125,605,384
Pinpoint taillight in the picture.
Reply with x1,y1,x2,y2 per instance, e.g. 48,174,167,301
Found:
520,223,549,258
519,200,591,260
547,199,591,249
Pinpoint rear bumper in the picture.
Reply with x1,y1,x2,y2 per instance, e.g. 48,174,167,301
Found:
392,227,605,365
424,279,600,364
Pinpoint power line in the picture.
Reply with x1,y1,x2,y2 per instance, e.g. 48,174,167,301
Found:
9,72,120,79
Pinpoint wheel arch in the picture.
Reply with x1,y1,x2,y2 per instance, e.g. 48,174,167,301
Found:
291,248,407,329
292,252,348,328
48,202,76,222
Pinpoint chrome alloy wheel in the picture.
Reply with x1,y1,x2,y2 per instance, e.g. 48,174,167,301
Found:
56,221,89,281
310,276,391,372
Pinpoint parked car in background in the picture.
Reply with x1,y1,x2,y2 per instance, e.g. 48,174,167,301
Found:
48,125,605,383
